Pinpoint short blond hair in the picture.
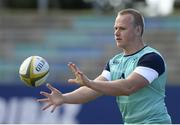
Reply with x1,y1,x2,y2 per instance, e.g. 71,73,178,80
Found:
118,9,145,36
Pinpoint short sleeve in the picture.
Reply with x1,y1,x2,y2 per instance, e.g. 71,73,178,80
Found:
133,52,165,83
104,61,110,72
101,62,111,81
137,52,165,76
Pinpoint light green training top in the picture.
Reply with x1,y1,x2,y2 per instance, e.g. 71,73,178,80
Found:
108,46,171,124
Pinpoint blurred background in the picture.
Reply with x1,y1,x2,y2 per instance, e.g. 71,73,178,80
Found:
0,0,180,124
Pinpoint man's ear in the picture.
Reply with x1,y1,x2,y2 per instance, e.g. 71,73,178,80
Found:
135,25,142,36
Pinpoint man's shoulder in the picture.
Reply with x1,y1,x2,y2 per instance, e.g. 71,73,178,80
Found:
144,46,161,54
111,52,124,59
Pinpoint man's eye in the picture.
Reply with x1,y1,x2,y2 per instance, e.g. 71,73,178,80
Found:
120,27,126,30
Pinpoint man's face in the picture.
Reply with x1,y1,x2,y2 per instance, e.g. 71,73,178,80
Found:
114,14,138,48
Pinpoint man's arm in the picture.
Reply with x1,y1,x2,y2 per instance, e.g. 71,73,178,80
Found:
63,75,106,104
87,72,149,96
68,63,149,96
37,74,107,112
68,53,165,96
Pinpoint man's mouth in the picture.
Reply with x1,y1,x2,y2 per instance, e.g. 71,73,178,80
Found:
116,38,122,41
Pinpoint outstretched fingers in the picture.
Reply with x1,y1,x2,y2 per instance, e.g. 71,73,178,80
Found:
46,83,58,92
40,91,50,98
77,71,83,77
68,71,85,86
51,105,57,113
42,103,53,111
68,62,81,74
36,98,49,102
68,62,76,73
68,78,76,83
37,83,63,113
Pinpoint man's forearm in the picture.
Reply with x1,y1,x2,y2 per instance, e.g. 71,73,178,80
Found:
63,86,102,104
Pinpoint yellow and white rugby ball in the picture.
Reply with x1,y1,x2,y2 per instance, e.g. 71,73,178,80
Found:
19,56,49,87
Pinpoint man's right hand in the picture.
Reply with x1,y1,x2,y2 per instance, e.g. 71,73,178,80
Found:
37,83,64,113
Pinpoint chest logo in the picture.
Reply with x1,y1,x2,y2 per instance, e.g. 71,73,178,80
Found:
112,60,119,64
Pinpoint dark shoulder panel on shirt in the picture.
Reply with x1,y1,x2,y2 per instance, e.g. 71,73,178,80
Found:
104,61,110,71
137,52,165,76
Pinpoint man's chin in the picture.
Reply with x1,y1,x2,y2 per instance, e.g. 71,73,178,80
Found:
116,43,123,48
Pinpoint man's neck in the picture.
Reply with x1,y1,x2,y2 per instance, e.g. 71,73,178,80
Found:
123,41,145,56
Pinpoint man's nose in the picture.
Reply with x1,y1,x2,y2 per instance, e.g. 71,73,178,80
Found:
114,30,120,36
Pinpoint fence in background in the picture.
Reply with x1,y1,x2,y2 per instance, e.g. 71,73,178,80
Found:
0,13,180,84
